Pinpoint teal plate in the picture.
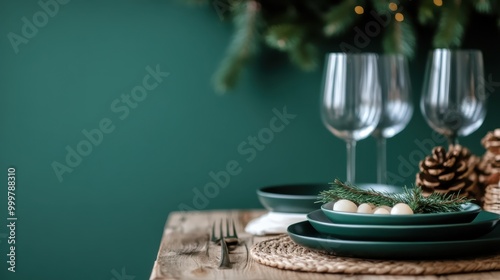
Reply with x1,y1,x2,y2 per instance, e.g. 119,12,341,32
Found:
288,221,500,259
321,202,481,225
307,209,500,241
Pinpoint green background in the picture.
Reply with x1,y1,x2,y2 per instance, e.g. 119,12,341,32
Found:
0,1,499,279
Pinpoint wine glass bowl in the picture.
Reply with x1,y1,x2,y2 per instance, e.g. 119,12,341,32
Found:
321,53,382,183
420,49,486,144
373,54,413,138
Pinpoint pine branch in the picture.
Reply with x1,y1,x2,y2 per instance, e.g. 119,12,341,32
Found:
263,12,318,70
318,179,400,206
323,0,364,37
496,0,500,28
474,0,494,13
433,1,470,48
418,0,439,25
370,0,391,14
264,24,304,51
288,40,318,71
382,18,416,58
318,179,472,213
184,0,494,92
212,0,262,93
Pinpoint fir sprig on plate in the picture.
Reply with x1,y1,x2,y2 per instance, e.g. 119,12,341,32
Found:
318,179,473,214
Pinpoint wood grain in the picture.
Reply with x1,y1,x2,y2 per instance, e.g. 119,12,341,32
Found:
150,210,500,280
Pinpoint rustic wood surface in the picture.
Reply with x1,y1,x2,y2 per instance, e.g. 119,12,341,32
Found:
149,210,500,280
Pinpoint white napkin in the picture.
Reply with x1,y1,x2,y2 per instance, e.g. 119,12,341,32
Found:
245,212,306,235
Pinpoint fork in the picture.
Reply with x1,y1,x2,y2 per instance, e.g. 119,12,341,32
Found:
211,219,239,246
210,219,240,269
217,236,231,269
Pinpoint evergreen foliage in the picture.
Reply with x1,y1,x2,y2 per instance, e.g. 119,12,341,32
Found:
318,179,472,214
185,0,499,92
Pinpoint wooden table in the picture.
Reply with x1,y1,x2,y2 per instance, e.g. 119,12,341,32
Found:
150,210,500,280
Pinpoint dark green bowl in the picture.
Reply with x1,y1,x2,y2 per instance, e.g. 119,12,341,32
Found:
257,183,329,213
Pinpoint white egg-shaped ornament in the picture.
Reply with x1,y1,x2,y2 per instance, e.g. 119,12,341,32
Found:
333,199,358,213
376,205,392,212
366,203,375,209
391,203,414,215
373,207,390,215
357,203,373,214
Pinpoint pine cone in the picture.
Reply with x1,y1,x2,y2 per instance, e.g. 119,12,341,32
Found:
483,183,500,214
477,129,500,191
477,151,500,185
416,145,479,200
481,129,500,154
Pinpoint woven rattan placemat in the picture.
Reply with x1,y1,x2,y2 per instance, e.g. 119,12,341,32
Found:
250,235,500,275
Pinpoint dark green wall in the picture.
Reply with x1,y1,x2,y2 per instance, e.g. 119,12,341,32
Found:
0,1,499,279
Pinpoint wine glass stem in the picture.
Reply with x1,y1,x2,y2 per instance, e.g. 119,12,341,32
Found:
376,137,387,185
346,140,356,184
448,135,458,146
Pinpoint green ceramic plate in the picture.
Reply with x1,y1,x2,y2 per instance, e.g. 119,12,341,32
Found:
321,201,481,225
257,183,403,214
307,209,500,241
288,221,500,259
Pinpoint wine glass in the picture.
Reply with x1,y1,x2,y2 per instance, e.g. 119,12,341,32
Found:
421,49,487,145
372,54,413,184
321,53,382,184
